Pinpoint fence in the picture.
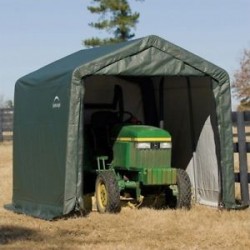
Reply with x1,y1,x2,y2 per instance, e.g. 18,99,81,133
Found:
0,108,13,141
0,107,249,204
232,111,250,206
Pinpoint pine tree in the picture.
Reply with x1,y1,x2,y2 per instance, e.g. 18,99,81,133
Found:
84,0,140,47
232,49,250,111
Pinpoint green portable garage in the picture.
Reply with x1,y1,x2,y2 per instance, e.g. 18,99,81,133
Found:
9,35,236,219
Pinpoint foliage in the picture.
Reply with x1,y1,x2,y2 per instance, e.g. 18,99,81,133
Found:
0,95,13,108
0,95,4,108
4,100,14,108
232,49,250,111
83,0,142,47
237,100,250,111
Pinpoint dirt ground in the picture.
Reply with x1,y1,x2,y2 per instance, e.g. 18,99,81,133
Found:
0,142,250,250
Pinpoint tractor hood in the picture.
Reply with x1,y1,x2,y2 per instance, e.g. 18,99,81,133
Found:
116,125,171,142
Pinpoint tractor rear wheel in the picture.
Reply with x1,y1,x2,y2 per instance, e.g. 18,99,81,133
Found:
176,169,192,209
95,170,121,213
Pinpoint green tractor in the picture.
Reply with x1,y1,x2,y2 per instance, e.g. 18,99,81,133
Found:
91,121,192,213
83,84,192,213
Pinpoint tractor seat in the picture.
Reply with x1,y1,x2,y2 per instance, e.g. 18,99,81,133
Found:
90,111,120,157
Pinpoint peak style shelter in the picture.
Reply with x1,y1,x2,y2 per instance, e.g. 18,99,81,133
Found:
10,35,235,219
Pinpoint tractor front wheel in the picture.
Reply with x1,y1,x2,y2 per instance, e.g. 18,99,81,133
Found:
95,171,121,213
165,169,192,209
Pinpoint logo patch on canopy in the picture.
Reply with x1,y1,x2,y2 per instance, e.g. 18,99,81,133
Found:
52,96,61,109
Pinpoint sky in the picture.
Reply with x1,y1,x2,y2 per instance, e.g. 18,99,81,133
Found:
0,0,250,107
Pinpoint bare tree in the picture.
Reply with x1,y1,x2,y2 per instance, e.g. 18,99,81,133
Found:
0,95,14,108
0,95,5,108
232,49,250,111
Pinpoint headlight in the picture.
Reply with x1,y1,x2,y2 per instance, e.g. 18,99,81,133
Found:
136,142,151,149
160,142,171,149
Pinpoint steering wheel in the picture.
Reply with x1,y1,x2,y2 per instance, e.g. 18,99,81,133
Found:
121,111,134,123
116,111,141,124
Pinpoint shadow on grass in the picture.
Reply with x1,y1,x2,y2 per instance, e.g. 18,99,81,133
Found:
0,225,37,245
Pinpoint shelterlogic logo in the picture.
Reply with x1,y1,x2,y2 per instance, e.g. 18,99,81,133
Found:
52,96,61,109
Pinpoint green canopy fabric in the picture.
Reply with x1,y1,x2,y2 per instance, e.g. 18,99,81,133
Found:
9,35,235,219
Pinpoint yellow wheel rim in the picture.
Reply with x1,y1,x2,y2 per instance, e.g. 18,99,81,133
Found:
97,181,108,210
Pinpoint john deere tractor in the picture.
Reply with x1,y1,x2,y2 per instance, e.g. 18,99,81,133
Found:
83,84,191,213
93,123,192,213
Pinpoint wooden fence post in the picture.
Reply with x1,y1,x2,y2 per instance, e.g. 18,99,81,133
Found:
0,108,14,142
0,109,3,142
236,112,250,206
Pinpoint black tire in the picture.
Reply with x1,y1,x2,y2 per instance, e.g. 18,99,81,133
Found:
165,169,192,209
176,169,192,209
95,170,121,213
